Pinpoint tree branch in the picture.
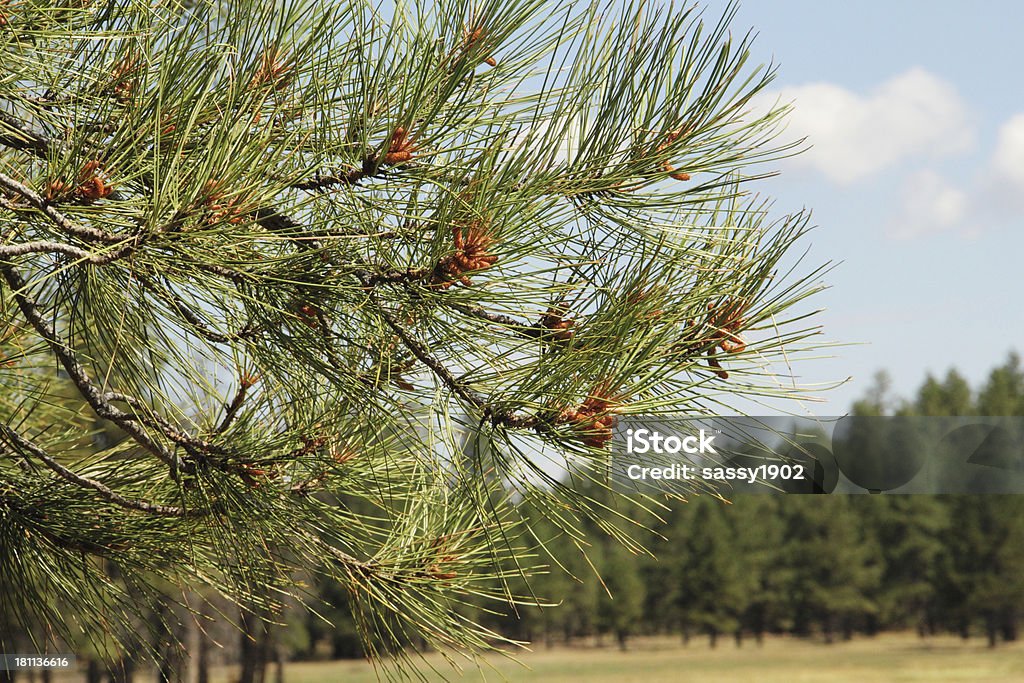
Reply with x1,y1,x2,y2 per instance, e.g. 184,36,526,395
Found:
0,111,51,158
352,267,550,340
0,171,130,244
0,110,320,265
0,424,189,517
0,239,137,264
352,267,429,287
364,287,538,430
100,391,233,458
134,272,261,344
216,382,251,434
445,301,548,341
290,161,374,191
298,529,374,575
371,294,487,407
0,263,184,475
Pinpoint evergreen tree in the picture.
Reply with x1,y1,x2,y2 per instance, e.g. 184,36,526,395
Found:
596,538,646,650
934,495,1024,645
933,354,1024,645
727,497,788,644
853,496,948,633
639,529,681,636
676,499,748,647
915,369,973,416
977,353,1024,417
780,498,880,642
1,0,828,672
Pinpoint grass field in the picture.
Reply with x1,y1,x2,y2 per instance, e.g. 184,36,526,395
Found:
201,633,1024,683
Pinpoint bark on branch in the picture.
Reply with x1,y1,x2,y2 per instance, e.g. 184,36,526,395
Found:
0,263,183,474
0,424,189,517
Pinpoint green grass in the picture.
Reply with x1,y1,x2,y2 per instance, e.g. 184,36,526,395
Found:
212,633,1024,682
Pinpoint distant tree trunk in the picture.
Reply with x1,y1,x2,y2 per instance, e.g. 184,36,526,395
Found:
708,628,718,649
158,656,174,683
273,645,284,683
925,613,938,637
240,600,277,683
734,630,743,648
616,630,628,651
239,610,258,683
108,657,134,683
841,617,854,641
254,622,271,683
197,625,210,683
183,597,209,683
86,660,102,683
792,612,811,638
985,613,998,648
156,607,175,683
1000,609,1017,643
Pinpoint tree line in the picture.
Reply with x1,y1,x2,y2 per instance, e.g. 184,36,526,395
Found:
473,354,1024,651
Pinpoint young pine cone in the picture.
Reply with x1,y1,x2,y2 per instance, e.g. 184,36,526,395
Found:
382,126,415,165
557,391,619,449
540,307,575,342
429,222,498,289
703,298,749,379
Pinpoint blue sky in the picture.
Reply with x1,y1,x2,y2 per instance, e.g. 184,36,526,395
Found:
691,0,1024,413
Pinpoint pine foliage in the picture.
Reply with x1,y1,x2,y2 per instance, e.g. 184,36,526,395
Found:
0,0,828,670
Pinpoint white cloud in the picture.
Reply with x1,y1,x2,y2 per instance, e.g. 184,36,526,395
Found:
888,169,969,239
764,68,975,185
884,110,1024,240
988,113,1024,201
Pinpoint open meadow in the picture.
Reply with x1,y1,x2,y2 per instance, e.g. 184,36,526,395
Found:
201,633,1024,683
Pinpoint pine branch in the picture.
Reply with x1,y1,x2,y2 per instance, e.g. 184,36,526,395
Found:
0,110,50,158
0,239,137,264
134,272,262,345
446,301,549,341
0,424,188,518
366,286,539,430
1,493,117,557
0,110,307,258
370,292,485,407
0,0,831,666
0,171,132,244
290,162,375,191
352,267,429,287
2,260,246,471
100,391,233,458
0,263,183,474
216,382,251,434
